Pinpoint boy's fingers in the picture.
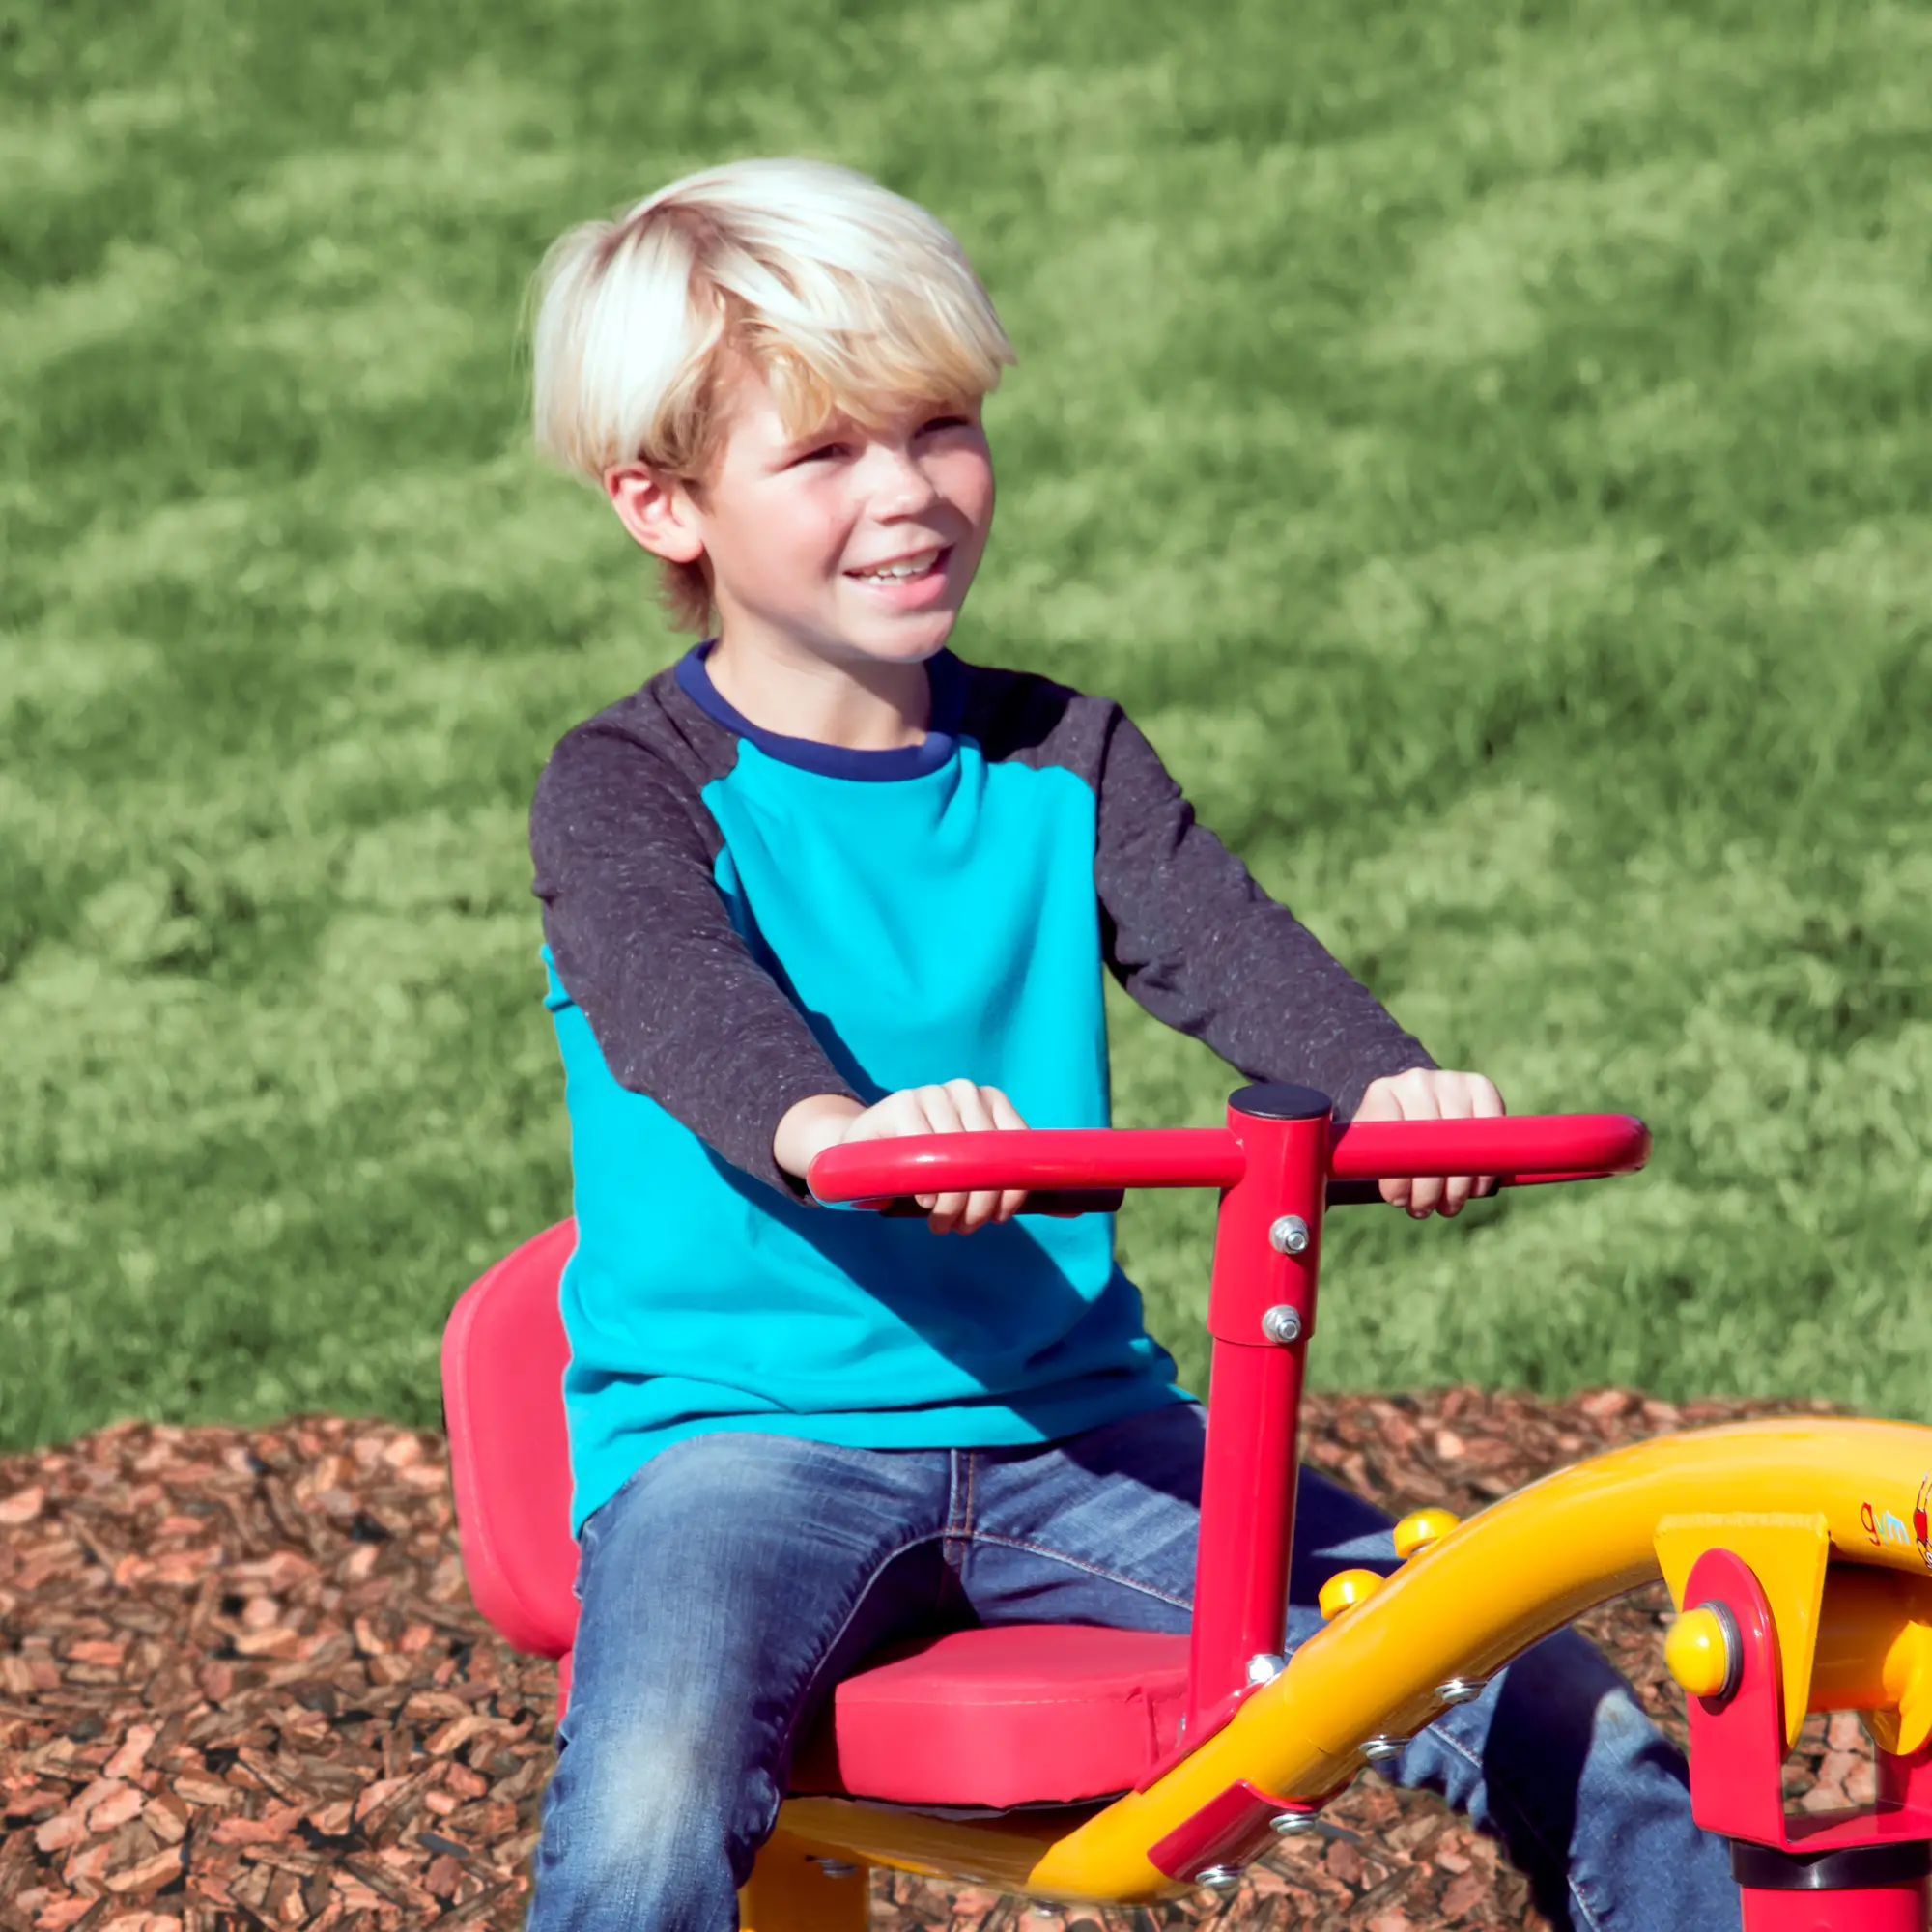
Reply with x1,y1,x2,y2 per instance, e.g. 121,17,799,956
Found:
1470,1075,1505,1198
1437,1076,1475,1217
913,1087,969,1231
940,1081,1004,1231
985,1088,1030,1221
1403,1081,1444,1217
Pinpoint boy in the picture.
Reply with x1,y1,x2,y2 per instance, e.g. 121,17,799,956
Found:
524,158,1734,1931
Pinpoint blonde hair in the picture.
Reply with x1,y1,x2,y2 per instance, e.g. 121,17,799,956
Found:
529,157,1015,630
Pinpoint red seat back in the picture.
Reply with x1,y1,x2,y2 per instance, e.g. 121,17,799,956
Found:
440,1220,581,1660
443,1224,1195,1806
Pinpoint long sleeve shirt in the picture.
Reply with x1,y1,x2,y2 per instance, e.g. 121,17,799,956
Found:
531,645,1434,1531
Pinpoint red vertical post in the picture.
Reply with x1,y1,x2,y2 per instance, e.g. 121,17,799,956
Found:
1183,1084,1332,1741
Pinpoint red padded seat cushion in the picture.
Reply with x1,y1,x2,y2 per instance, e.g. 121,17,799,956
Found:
792,1625,1188,1807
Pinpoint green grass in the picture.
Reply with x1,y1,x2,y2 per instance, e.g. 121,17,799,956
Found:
2,0,1928,1452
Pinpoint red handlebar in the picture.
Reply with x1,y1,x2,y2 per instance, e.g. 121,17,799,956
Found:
807,1113,1650,1207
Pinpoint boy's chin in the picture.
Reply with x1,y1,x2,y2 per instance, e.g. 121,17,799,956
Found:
832,617,959,666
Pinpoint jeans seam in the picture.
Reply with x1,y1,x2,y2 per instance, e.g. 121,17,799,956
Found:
962,1532,1193,1611
1424,1719,1607,1932
773,1528,952,1770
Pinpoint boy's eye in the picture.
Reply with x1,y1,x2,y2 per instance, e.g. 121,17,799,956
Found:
921,414,973,435
791,440,852,466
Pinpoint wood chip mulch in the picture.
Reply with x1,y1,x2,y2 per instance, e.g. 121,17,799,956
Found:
0,1389,1861,1932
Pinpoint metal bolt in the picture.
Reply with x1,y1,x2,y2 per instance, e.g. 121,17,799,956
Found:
1269,1810,1321,1836
1360,1735,1408,1764
1435,1676,1486,1705
1268,1214,1311,1255
813,1859,859,1878
1194,1864,1244,1889
1246,1651,1287,1686
1261,1304,1302,1345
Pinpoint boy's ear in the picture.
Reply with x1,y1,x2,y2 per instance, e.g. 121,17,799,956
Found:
603,463,706,564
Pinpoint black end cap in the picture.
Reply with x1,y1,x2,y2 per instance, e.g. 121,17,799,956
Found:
1730,1838,1932,1890
1229,1083,1333,1122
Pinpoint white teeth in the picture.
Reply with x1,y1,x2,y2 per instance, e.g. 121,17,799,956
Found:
851,551,939,582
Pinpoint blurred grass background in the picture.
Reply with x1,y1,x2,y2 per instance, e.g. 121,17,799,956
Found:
2,0,1928,1453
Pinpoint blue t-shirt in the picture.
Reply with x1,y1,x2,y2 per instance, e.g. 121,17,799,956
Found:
531,647,1432,1531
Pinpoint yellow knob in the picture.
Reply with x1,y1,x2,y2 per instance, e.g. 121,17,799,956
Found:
1393,1507,1460,1560
1665,1606,1736,1699
1319,1568,1385,1622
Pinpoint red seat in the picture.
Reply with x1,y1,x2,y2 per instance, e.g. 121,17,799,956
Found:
440,1224,1189,1806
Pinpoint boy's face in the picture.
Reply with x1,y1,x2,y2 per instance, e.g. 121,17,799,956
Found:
616,357,995,668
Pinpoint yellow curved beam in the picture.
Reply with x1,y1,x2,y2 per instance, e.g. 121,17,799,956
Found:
775,1418,1932,1904
1030,1417,1932,1897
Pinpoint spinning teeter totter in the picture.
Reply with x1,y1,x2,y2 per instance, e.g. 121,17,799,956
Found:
442,1085,1932,1930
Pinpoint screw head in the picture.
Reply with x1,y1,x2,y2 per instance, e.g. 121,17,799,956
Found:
1269,1809,1321,1836
1261,1304,1302,1345
1268,1213,1311,1255
1246,1651,1287,1686
1360,1735,1408,1764
1194,1863,1243,1889
1435,1676,1486,1705
813,1859,859,1878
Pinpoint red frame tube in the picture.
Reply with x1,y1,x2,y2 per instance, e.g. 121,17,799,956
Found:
1184,1091,1330,1737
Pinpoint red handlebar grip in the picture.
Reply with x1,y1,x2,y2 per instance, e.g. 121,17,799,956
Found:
1327,1113,1649,1182
806,1114,1649,1205
808,1128,1243,1205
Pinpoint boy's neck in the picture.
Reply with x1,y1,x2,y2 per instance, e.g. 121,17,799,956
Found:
702,633,933,752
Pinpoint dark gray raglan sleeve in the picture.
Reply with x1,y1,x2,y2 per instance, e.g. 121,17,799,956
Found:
1091,705,1435,1121
530,721,859,1194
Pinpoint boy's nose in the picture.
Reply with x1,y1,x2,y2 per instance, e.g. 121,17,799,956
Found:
862,445,945,515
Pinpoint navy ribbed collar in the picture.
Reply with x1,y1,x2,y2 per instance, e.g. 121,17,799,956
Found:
675,643,963,781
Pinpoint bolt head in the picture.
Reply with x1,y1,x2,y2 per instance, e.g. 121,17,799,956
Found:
1246,1650,1287,1686
1269,1809,1320,1836
1360,1735,1408,1764
1268,1213,1311,1255
1261,1304,1302,1345
813,1859,859,1878
1194,1863,1243,1889
1435,1676,1486,1705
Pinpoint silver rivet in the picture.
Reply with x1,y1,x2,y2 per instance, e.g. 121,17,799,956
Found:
1246,1651,1287,1685
813,1859,859,1877
1435,1676,1486,1705
1268,1214,1311,1255
1269,1809,1321,1836
1261,1304,1302,1345
1194,1863,1243,1889
1360,1735,1408,1763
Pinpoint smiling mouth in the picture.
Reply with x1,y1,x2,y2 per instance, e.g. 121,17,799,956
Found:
845,546,950,583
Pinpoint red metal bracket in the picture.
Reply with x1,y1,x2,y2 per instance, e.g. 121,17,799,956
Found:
1147,1778,1321,1882
1686,1548,1932,1853
1684,1548,1932,1930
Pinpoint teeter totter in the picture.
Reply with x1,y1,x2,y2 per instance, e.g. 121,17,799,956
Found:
443,1085,1932,1930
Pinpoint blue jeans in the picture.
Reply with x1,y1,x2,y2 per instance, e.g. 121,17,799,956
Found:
528,1405,1737,1932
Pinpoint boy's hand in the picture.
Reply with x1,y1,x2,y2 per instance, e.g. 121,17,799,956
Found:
775,1083,1031,1235
1354,1068,1506,1218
